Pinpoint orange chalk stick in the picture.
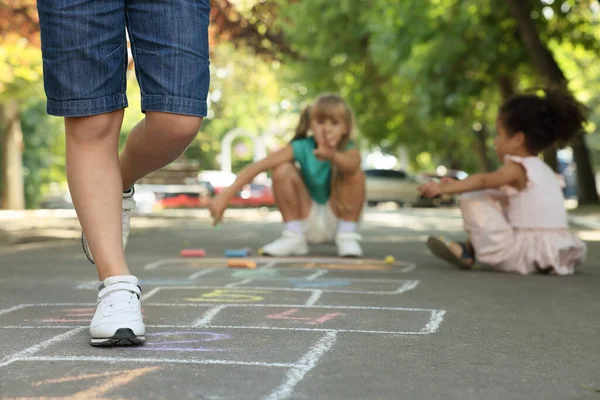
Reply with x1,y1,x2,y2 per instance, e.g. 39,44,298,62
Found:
227,259,257,269
180,249,206,258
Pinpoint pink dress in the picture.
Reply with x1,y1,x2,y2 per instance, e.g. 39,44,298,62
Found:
459,155,586,275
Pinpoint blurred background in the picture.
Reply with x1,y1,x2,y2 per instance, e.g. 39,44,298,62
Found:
1,0,599,213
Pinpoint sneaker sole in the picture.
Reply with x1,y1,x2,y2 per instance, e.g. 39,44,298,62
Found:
91,328,145,347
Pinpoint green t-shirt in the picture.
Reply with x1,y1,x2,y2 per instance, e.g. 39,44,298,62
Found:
290,137,355,204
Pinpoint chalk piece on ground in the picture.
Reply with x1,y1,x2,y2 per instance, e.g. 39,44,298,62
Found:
225,248,251,257
257,248,264,256
227,259,257,269
384,255,395,265
180,249,206,258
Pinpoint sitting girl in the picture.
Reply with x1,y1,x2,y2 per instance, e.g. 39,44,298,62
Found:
419,89,587,275
209,93,365,257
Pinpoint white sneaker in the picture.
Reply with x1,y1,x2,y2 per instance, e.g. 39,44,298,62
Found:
82,188,136,264
336,232,363,257
90,275,145,346
262,230,309,256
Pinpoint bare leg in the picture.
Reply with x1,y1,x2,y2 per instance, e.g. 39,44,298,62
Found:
65,110,128,280
330,170,366,221
119,111,203,189
271,163,313,221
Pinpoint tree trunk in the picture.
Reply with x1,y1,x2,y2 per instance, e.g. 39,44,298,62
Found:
504,0,598,203
473,124,493,172
1,101,25,210
571,133,598,205
498,74,516,100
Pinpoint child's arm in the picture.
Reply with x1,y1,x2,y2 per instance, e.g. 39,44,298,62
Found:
208,146,295,225
314,146,361,174
332,149,362,174
418,162,526,198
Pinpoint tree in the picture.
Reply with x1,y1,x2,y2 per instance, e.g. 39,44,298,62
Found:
504,0,599,204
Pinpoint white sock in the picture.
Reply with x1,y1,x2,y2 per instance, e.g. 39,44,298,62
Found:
337,220,357,234
285,220,306,235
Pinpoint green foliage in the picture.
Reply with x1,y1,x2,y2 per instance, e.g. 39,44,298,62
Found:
270,0,600,173
20,98,65,208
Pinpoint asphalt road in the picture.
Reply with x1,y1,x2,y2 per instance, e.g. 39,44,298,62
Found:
0,208,598,400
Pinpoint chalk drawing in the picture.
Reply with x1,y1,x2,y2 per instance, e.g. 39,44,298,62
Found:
186,289,270,303
225,279,254,288
2,367,160,400
127,331,231,352
143,256,416,273
0,327,86,369
41,307,95,323
304,270,328,280
187,268,217,280
289,279,351,289
193,305,227,327
304,290,322,306
267,309,344,325
265,331,338,400
22,355,295,368
231,268,280,278
164,282,419,296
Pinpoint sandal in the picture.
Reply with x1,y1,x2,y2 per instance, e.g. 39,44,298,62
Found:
426,236,475,270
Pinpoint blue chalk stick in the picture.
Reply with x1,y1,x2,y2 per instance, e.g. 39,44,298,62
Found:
225,249,251,257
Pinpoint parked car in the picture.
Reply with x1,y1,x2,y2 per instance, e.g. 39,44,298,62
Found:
230,183,275,207
364,168,456,207
417,169,468,207
365,169,423,206
147,183,213,209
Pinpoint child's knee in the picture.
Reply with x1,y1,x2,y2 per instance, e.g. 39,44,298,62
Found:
272,163,298,182
147,112,203,140
341,169,365,185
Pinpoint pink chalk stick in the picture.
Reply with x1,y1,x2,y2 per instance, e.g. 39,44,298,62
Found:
180,249,206,258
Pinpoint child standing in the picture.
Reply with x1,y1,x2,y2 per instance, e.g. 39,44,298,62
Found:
36,1,211,345
419,89,587,275
209,93,366,257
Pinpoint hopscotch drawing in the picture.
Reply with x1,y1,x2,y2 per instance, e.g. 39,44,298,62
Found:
0,256,446,399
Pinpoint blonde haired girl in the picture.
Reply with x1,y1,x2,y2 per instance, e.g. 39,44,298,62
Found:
209,93,366,256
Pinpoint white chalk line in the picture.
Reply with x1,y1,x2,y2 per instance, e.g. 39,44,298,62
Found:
304,270,328,280
304,290,323,306
142,287,162,301
259,261,278,269
264,331,337,400
421,310,446,334
400,263,417,273
188,268,217,280
0,327,85,369
145,258,187,271
0,325,436,335
0,302,443,312
206,325,433,335
0,304,30,316
144,257,417,272
395,280,420,294
225,279,254,288
192,305,228,327
22,355,294,368
156,283,419,295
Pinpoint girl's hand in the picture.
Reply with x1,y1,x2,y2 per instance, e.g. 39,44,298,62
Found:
418,181,443,198
313,144,336,161
208,194,227,226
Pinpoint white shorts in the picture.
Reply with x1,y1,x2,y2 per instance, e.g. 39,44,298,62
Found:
305,201,363,244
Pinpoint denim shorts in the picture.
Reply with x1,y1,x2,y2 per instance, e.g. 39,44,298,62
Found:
37,0,210,117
